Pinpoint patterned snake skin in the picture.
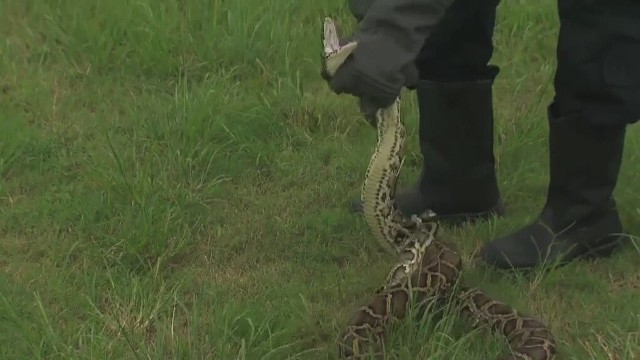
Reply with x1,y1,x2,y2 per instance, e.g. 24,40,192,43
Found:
321,17,558,360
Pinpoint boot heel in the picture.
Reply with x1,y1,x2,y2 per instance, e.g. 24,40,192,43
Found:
583,234,627,259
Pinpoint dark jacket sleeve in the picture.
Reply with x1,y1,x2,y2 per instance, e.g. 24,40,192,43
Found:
346,0,455,95
348,0,376,21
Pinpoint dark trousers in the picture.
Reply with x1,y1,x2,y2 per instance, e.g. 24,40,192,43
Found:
415,0,640,125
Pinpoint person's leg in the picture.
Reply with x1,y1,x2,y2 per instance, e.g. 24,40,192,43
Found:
480,0,640,270
350,0,505,224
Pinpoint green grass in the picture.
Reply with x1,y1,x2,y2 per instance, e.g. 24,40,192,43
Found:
1,0,638,359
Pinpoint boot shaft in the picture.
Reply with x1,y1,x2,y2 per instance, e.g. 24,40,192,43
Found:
542,103,627,229
413,75,500,214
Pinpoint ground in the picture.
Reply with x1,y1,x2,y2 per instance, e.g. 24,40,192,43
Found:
1,0,638,359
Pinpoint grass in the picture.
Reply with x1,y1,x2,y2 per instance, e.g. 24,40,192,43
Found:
1,0,638,359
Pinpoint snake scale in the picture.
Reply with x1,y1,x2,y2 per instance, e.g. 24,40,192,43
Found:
321,17,558,360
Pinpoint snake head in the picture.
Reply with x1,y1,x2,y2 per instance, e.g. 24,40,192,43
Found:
321,17,342,82
321,17,358,78
323,17,341,56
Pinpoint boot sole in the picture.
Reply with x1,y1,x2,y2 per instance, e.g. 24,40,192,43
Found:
349,199,506,226
432,200,506,227
478,234,629,272
579,234,628,260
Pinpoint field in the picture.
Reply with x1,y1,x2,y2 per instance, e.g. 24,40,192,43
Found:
1,0,639,359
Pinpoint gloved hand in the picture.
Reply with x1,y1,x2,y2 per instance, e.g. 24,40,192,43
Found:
323,34,418,111
323,0,455,115
348,0,376,22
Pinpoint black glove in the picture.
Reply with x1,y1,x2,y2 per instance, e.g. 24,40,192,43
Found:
325,0,456,116
328,58,400,109
324,35,418,110
348,0,376,22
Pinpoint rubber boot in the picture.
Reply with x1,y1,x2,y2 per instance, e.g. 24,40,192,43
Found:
479,103,628,270
349,72,505,223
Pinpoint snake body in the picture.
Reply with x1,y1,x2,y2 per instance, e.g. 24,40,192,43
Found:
322,17,557,360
